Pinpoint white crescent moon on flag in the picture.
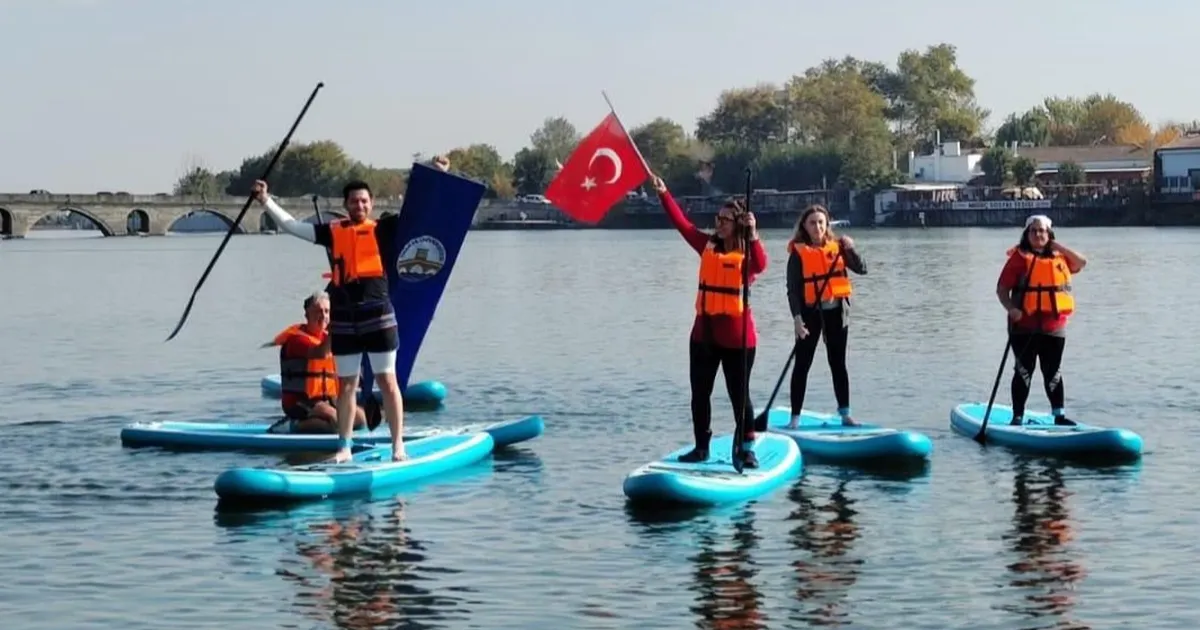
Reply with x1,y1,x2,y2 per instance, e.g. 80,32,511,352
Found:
588,148,623,184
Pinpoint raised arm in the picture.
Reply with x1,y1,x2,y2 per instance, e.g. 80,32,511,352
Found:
839,236,867,275
652,176,709,254
252,180,316,243
262,196,316,243
1052,241,1087,273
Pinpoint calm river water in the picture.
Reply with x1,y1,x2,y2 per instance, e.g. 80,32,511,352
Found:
0,225,1195,629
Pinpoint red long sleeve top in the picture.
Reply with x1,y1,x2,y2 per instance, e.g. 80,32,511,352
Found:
658,190,768,349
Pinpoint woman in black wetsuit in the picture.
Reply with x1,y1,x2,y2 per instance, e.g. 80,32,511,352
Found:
784,205,867,427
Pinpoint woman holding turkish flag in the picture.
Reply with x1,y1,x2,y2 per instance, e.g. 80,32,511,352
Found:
651,175,768,469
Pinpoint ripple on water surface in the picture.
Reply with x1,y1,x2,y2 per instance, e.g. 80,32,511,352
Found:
2,229,1198,629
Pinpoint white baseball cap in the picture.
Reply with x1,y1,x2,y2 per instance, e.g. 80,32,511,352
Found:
1024,214,1052,230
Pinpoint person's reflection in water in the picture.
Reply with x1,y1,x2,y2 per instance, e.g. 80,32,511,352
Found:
689,509,767,630
1002,458,1089,629
786,478,862,627
281,497,469,630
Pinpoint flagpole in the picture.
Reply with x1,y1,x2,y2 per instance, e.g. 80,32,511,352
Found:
601,90,653,176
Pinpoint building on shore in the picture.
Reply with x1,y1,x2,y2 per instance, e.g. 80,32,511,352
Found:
874,141,1153,226
1154,132,1200,202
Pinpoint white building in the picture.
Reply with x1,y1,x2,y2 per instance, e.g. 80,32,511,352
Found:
1155,133,1200,197
907,141,982,184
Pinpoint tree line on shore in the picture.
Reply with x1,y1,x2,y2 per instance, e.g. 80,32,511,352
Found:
174,42,1198,202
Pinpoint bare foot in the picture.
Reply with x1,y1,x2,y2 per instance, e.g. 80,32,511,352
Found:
841,416,859,427
332,447,353,463
392,446,407,462
786,418,799,430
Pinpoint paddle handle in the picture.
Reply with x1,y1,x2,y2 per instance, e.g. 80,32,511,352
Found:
733,168,753,473
165,81,325,342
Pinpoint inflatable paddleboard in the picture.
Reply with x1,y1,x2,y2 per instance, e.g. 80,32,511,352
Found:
259,374,447,409
951,402,1143,460
762,407,932,462
214,432,494,502
623,433,802,506
120,414,544,452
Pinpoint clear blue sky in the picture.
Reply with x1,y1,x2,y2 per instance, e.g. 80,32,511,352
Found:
2,0,1196,193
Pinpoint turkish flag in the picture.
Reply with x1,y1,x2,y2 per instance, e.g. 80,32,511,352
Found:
544,112,650,224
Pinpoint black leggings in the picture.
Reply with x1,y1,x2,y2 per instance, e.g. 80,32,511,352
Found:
689,342,757,446
790,308,851,414
1010,333,1066,417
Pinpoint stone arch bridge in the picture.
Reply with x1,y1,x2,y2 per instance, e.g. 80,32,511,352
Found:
0,192,395,238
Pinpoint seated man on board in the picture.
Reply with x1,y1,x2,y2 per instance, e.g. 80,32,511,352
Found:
264,291,381,434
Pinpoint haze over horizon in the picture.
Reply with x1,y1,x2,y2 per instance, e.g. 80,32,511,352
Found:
2,0,1196,193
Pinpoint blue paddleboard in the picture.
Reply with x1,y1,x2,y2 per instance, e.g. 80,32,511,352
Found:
950,402,1143,460
120,414,544,452
260,373,447,409
623,433,802,506
762,407,932,462
213,432,495,502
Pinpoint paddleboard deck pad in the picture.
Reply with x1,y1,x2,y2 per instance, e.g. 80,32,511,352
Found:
951,402,1143,459
121,414,544,452
623,433,802,506
213,432,495,502
762,407,932,462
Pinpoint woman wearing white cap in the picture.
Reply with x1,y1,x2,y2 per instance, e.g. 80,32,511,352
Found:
995,214,1088,425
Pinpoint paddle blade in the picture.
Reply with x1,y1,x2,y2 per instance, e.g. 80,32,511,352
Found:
364,398,383,432
164,292,200,341
753,409,769,433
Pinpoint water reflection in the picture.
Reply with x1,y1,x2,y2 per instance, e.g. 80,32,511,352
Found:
274,496,472,630
688,509,768,630
1000,458,1090,630
786,478,863,627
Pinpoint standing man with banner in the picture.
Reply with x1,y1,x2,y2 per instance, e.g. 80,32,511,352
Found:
252,156,484,465
354,159,489,408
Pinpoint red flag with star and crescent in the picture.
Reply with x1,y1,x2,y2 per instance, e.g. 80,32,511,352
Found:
544,112,650,224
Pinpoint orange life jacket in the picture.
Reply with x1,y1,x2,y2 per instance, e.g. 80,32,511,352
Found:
695,241,745,316
1008,249,1074,317
274,324,338,402
793,240,852,307
329,219,384,287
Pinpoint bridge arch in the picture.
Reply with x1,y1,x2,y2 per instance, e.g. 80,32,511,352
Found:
0,208,11,237
167,209,244,234
126,209,149,235
33,207,114,236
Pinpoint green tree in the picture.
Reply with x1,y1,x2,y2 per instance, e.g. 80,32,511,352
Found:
888,44,989,149
1075,93,1144,145
529,117,580,165
346,165,406,199
629,117,711,195
511,147,556,196
995,110,1051,147
173,156,234,197
695,84,788,147
784,60,894,186
276,140,356,196
174,167,223,197
1011,156,1037,186
1057,160,1086,186
225,141,405,198
629,117,688,171
444,143,511,198
979,146,1013,186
